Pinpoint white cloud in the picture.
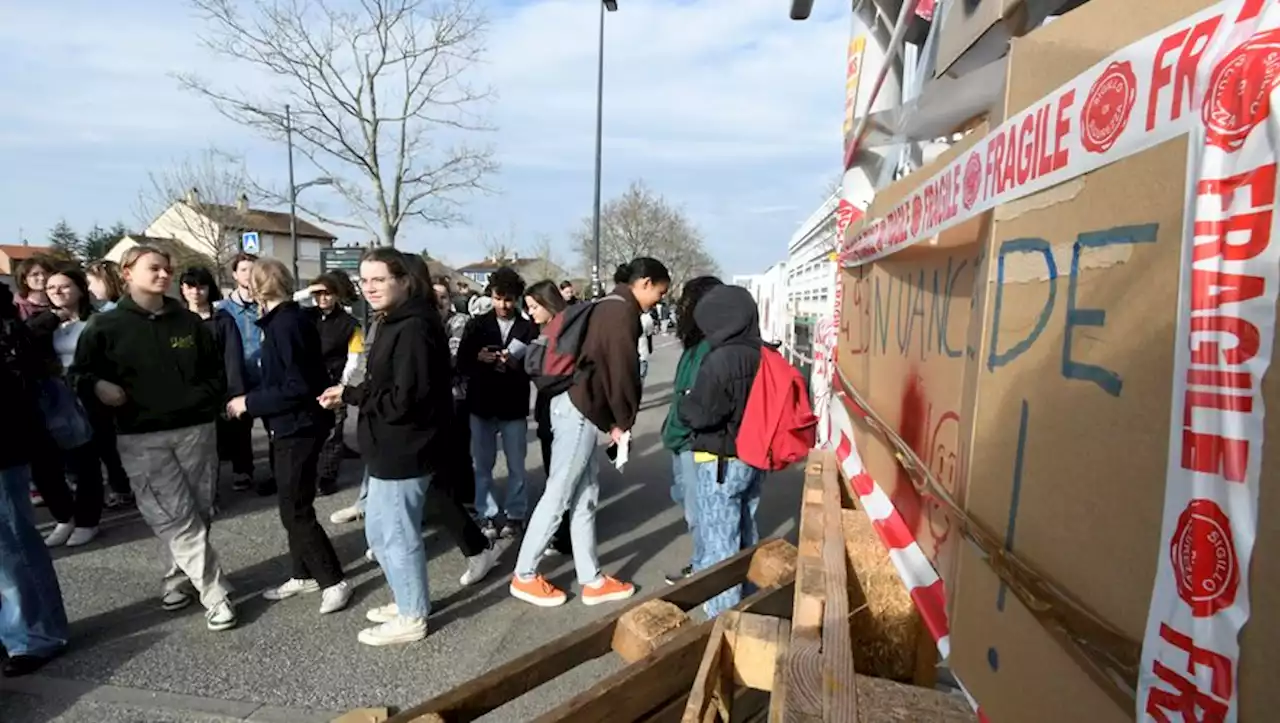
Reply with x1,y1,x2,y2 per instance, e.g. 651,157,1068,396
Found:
0,0,852,275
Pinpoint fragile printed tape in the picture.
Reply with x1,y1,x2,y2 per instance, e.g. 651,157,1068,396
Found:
828,1,1280,720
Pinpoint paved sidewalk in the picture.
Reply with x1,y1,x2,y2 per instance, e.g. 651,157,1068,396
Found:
5,339,803,721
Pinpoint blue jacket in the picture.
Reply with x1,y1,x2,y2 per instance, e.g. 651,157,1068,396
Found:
244,301,333,439
218,292,263,388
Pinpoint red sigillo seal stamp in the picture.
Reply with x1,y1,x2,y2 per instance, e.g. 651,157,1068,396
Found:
962,153,982,209
910,195,923,236
1171,498,1239,618
1080,61,1137,154
1204,30,1280,153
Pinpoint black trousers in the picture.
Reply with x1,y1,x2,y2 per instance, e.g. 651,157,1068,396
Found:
274,431,344,588
316,405,347,485
428,484,490,558
86,400,130,496
223,414,274,477
31,435,104,528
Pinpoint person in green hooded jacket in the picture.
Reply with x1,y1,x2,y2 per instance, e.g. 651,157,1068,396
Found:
659,275,722,585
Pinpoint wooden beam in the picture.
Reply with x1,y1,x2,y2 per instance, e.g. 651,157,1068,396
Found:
613,600,693,664
533,583,796,723
389,542,779,723
819,451,859,720
682,612,735,723
781,454,827,720
729,613,786,693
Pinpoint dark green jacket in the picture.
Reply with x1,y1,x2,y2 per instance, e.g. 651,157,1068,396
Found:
661,340,711,453
71,296,226,435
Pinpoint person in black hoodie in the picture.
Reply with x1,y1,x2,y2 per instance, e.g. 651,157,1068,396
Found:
179,267,246,495
319,248,454,647
70,245,237,632
677,284,765,619
226,259,351,616
0,283,69,677
301,272,363,496
456,266,538,539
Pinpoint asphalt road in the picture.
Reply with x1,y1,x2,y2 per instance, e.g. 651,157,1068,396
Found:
1,338,804,722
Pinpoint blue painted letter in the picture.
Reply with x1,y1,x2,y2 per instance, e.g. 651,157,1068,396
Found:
987,238,1058,371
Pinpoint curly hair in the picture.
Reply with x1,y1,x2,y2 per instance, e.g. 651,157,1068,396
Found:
488,266,526,299
676,275,723,349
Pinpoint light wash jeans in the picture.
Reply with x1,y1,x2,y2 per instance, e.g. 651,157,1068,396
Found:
515,394,602,585
365,474,433,619
470,415,529,521
670,450,701,566
0,464,69,657
693,458,763,618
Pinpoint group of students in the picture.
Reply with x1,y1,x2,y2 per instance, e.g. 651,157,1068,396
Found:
0,243,775,677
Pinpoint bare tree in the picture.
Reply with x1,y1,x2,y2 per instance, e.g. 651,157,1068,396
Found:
177,0,498,247
574,181,720,296
478,223,518,263
136,148,252,275
524,233,562,282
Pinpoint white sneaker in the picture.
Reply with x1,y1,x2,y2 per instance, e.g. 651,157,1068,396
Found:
365,603,399,624
263,578,321,601
65,527,99,547
44,522,74,547
319,581,353,614
364,548,377,564
357,616,427,646
329,505,364,525
460,545,498,587
161,589,194,612
206,601,237,631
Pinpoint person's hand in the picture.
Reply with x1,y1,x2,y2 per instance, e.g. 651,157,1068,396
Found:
609,427,624,444
94,380,127,407
318,385,345,410
477,349,498,364
53,306,76,322
307,283,327,295
226,396,248,419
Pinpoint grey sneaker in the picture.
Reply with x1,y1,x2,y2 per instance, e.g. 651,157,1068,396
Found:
161,589,194,611
264,578,320,601
206,601,237,631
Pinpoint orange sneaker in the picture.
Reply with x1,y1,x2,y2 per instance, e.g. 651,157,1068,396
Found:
581,576,635,606
509,575,568,607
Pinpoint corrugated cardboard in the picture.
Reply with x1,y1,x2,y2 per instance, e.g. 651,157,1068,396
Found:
934,0,1026,79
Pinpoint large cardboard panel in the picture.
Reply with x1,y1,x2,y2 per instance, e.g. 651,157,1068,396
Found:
934,0,1023,79
844,244,983,588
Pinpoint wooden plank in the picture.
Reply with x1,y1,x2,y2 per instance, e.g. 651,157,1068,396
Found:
820,450,859,721
613,600,693,664
390,542,774,723
534,583,796,723
911,616,939,689
782,453,827,720
729,613,785,692
682,612,736,723
332,709,389,723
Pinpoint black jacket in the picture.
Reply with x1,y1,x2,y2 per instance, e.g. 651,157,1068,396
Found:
306,306,360,384
245,301,334,439
70,296,226,435
204,309,246,398
342,296,454,480
0,313,44,469
679,285,762,459
456,311,538,421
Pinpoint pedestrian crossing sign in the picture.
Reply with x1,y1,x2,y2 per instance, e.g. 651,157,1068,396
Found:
241,232,260,254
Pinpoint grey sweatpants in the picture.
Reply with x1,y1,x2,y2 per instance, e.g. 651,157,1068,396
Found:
118,423,232,610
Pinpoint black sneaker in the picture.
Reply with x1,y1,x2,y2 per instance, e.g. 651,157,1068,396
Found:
317,478,338,497
232,474,253,492
104,491,135,510
479,518,500,540
256,478,278,497
664,566,694,586
500,520,524,539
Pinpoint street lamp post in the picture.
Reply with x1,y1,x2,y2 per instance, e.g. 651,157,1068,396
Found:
591,0,618,298
285,104,334,281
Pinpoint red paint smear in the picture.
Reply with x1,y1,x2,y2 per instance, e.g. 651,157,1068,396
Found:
894,372,928,532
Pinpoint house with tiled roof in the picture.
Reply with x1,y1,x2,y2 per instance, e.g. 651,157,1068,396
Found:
455,254,569,288
139,189,338,281
0,243,56,277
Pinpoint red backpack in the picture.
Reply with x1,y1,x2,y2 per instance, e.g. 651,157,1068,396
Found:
735,347,819,471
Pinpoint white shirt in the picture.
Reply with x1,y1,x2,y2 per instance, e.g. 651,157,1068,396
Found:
638,313,655,361
53,319,87,373
497,316,515,344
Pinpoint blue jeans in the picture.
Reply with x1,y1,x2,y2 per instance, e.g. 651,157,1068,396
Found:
693,458,763,618
671,451,701,567
365,474,432,619
0,464,69,657
471,415,528,521
516,394,602,585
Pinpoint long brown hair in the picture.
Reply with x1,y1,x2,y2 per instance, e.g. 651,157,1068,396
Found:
86,260,126,302
525,280,567,317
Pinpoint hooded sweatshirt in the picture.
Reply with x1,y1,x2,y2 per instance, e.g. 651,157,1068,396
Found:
660,339,711,453
677,285,762,460
71,296,226,435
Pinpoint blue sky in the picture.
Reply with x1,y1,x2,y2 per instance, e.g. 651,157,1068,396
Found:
0,0,848,275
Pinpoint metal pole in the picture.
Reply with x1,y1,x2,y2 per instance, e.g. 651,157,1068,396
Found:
286,104,299,282
591,0,606,297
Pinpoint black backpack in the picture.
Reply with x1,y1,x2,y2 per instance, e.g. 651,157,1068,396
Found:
525,295,624,396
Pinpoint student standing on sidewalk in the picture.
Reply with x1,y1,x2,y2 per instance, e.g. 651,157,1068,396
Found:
510,258,670,608
219,253,274,495
319,249,455,646
302,273,363,497
659,275,722,585
457,267,538,539
85,261,133,509
523,280,573,556
227,259,352,615
678,285,765,618
0,283,69,677
70,245,238,631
